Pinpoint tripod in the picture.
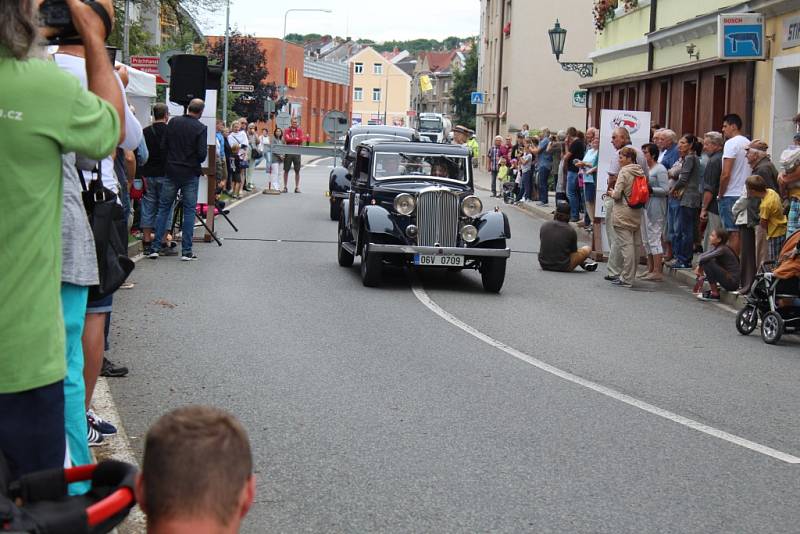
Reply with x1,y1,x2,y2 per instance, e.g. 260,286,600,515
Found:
169,190,238,247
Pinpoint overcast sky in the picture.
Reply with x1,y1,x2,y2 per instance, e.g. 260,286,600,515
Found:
199,0,480,41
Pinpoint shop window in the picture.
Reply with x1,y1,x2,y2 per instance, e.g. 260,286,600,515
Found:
682,80,697,136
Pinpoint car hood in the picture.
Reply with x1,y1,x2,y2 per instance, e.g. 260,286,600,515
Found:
372,180,472,196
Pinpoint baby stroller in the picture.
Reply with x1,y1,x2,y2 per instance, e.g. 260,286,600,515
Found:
502,180,518,204
736,232,800,344
0,454,137,534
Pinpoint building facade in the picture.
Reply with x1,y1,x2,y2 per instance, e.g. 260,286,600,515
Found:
349,47,412,127
411,51,464,117
584,0,800,148
476,0,595,157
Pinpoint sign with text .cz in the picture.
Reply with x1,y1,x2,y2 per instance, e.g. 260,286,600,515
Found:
718,13,765,60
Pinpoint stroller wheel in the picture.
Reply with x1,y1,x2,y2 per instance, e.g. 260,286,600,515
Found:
761,311,784,345
735,305,758,335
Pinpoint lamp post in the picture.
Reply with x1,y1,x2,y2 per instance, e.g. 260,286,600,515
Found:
547,19,594,78
280,8,333,104
221,0,231,124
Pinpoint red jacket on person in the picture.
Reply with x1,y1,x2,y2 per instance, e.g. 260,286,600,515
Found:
284,126,304,146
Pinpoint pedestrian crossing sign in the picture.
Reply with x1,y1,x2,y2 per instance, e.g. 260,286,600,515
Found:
471,92,485,105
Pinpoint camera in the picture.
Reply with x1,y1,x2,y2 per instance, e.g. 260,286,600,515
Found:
39,0,113,45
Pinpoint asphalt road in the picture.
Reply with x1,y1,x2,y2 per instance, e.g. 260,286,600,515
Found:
108,161,800,533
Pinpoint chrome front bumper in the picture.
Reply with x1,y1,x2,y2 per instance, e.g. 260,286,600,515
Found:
369,244,510,258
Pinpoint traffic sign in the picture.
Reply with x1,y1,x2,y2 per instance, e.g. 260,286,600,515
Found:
158,49,181,83
572,90,588,108
228,84,254,92
323,111,348,138
470,91,485,105
276,112,292,129
131,55,167,84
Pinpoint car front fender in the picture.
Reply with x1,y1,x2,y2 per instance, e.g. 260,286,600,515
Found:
474,210,510,244
362,205,398,238
329,166,351,198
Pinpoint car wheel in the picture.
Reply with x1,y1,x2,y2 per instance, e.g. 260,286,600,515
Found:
337,218,354,267
329,198,340,221
735,305,758,336
360,238,382,287
480,257,507,293
760,311,784,345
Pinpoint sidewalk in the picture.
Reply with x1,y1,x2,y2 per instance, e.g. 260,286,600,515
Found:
472,167,746,309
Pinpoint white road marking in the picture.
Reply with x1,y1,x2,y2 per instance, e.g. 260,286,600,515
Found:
411,283,800,465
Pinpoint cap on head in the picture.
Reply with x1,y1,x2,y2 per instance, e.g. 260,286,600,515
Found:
453,125,470,135
747,139,768,152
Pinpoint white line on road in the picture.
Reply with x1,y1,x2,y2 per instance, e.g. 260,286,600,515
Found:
411,283,800,465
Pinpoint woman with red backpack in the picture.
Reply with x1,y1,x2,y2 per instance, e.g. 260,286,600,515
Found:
608,146,646,287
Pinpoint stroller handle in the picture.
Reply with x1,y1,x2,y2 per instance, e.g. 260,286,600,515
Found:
87,487,136,527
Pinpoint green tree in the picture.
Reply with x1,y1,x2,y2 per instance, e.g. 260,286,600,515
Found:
208,32,276,122
450,46,478,130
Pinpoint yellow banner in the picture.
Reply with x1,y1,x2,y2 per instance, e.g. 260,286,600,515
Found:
419,75,433,92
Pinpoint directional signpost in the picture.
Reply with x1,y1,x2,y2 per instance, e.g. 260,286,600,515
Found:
470,91,485,105
228,84,255,92
276,112,292,129
323,111,348,167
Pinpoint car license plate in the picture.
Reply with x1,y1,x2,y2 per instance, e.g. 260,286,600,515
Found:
413,254,464,267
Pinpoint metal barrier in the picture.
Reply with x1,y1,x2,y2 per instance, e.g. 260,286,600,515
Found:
268,144,345,165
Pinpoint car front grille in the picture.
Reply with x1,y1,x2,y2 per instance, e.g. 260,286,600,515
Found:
423,133,438,142
417,189,459,247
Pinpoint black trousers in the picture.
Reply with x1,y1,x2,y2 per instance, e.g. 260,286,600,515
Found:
702,259,739,291
739,226,756,293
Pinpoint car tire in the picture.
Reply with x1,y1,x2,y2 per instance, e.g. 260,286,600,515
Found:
760,311,784,345
329,198,340,221
337,218,354,267
360,238,382,287
478,239,507,293
735,305,758,336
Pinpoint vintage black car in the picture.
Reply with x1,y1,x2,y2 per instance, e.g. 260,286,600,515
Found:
334,141,511,292
327,125,418,220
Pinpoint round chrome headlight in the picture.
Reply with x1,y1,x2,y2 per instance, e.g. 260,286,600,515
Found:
460,224,478,243
394,193,416,216
406,224,418,238
462,195,483,217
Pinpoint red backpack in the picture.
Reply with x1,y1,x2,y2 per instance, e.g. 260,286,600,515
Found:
626,174,650,209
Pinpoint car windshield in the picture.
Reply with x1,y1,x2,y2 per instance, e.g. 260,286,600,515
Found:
373,152,468,182
419,119,442,131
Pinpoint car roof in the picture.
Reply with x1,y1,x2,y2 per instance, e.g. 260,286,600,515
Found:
360,141,470,156
348,125,416,137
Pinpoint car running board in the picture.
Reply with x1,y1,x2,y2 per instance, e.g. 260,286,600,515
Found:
342,242,356,255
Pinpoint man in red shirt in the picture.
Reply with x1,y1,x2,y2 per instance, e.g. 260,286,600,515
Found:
283,117,304,193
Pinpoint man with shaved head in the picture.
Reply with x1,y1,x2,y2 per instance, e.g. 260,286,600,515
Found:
150,98,208,261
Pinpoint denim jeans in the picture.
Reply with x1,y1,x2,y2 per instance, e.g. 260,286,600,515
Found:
674,206,698,264
490,170,498,195
153,175,199,255
667,197,681,247
537,166,551,204
141,176,166,229
566,171,581,220
583,181,596,226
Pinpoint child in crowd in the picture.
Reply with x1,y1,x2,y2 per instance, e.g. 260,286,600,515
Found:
747,174,788,261
497,157,509,183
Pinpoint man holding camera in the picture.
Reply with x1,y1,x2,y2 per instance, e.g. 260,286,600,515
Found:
0,0,125,479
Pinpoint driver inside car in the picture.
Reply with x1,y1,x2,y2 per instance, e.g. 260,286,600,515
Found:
431,161,450,178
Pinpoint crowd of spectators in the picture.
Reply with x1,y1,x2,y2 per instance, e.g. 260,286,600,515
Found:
498,112,800,298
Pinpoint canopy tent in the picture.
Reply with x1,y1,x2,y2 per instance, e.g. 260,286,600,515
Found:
119,63,157,129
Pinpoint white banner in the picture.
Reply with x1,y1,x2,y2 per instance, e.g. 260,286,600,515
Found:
595,109,651,219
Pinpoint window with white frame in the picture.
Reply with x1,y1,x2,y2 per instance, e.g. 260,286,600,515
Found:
354,87,363,101
354,62,363,74
373,63,383,75
372,88,382,102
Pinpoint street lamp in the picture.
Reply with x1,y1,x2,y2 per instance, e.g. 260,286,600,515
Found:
547,19,593,78
280,8,333,102
222,0,231,123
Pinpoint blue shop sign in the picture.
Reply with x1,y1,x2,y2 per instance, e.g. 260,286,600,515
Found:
718,13,766,60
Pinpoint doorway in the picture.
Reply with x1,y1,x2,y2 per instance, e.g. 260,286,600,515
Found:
681,80,697,135
771,56,800,157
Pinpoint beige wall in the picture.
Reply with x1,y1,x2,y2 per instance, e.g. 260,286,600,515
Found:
349,47,411,126
477,0,595,156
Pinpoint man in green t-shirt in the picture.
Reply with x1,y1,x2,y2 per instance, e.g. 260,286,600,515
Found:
0,0,124,479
